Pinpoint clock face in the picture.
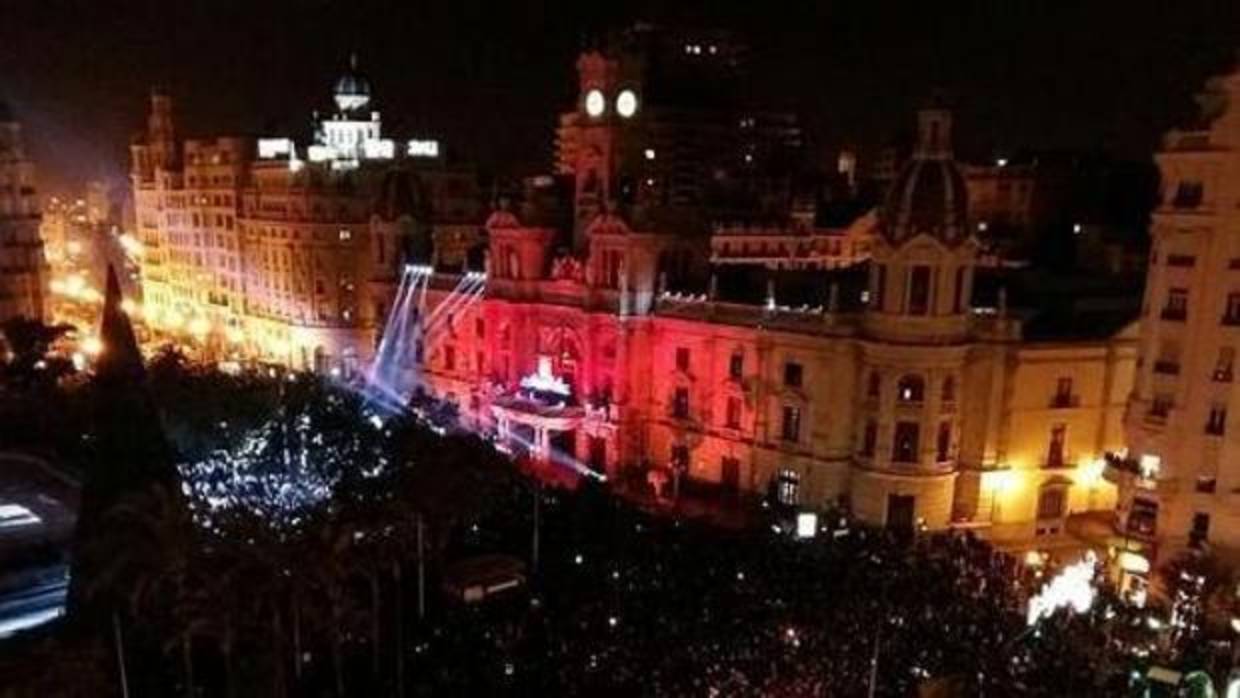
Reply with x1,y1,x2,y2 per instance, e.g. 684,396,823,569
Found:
616,89,638,118
585,89,606,117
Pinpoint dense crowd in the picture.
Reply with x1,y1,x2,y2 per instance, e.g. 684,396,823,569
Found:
405,486,1137,697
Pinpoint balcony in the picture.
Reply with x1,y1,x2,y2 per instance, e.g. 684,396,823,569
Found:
1222,313,1240,327
1103,452,1159,492
1153,360,1181,376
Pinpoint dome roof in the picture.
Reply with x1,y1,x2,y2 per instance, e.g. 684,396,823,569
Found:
880,108,970,246
333,54,371,111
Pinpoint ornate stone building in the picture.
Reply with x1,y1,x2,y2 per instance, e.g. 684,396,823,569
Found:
0,101,47,322
130,58,478,373
1110,65,1240,572
410,58,1138,542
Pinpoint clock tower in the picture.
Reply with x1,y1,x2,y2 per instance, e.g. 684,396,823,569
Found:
556,50,645,251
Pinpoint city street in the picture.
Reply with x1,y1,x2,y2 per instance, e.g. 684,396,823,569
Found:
0,453,78,638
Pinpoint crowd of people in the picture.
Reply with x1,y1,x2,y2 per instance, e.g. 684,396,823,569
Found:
404,485,1145,697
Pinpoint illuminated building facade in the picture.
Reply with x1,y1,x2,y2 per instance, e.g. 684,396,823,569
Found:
412,58,1138,542
1110,66,1240,566
710,212,877,271
130,58,478,373
0,101,47,322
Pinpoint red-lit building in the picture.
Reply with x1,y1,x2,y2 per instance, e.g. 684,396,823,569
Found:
410,49,1139,542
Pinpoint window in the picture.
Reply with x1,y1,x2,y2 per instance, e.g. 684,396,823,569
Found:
1150,394,1173,418
897,374,925,403
672,388,690,419
1207,404,1227,436
1225,293,1240,325
1052,377,1074,408
781,406,801,442
1166,254,1195,267
676,347,691,372
729,352,744,379
1172,180,1204,208
784,361,803,388
775,469,800,506
941,376,956,404
1162,288,1188,321
867,372,881,399
338,229,352,241
444,345,456,371
953,267,965,313
475,318,485,338
1154,339,1181,375
874,264,886,310
936,421,951,462
1196,477,1217,494
725,397,742,429
892,422,920,463
475,351,485,374
908,266,931,315
1190,512,1211,547
1215,346,1234,382
1047,424,1067,467
1037,487,1066,521
861,420,878,457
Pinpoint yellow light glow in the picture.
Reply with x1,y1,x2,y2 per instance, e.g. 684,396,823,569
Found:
225,327,244,344
164,310,184,329
119,299,141,317
117,234,144,258
985,468,1018,493
81,336,103,356
1076,458,1106,487
188,317,210,337
66,241,82,256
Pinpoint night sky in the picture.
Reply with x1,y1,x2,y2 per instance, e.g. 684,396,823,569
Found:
4,0,1240,194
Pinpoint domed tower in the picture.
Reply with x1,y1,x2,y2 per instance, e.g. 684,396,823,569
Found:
865,106,977,343
334,53,372,114
850,105,977,532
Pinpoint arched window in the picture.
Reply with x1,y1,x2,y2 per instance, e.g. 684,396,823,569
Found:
1037,485,1067,521
897,374,925,404
942,376,956,404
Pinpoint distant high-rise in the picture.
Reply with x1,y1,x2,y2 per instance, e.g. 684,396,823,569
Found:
0,100,47,322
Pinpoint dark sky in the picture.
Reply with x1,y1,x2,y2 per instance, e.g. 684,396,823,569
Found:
3,0,1240,194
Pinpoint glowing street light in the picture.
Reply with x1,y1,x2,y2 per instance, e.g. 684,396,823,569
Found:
81,336,104,357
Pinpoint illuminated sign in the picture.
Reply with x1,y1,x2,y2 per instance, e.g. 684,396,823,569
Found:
258,138,293,159
363,138,395,159
795,512,817,539
308,145,335,162
407,139,440,158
